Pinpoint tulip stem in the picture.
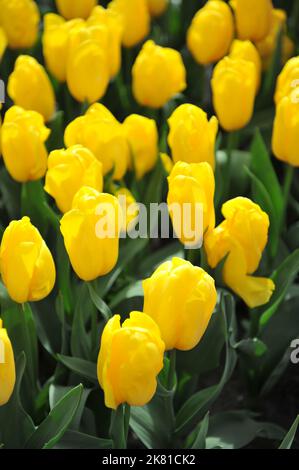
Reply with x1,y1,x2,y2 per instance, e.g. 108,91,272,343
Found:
167,349,176,390
110,403,130,449
282,165,294,225
222,131,239,201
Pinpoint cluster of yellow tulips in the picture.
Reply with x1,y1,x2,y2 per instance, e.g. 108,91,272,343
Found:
0,0,298,451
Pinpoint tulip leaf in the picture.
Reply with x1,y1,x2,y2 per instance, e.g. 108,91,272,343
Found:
88,283,112,321
175,293,237,437
279,415,299,449
109,281,144,311
190,412,209,449
24,384,83,449
57,354,98,384
0,353,35,448
54,430,112,449
71,283,93,360
49,384,92,431
137,241,183,277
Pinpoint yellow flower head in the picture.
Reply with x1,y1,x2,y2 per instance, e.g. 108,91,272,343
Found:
231,0,273,42
0,319,16,406
55,0,97,20
0,0,40,49
274,56,299,106
108,0,150,48
229,39,262,92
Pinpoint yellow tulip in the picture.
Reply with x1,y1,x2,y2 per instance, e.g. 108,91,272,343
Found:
108,0,150,48
272,88,299,167
168,104,218,169
205,197,275,308
87,6,123,78
143,257,217,351
229,40,262,92
160,153,173,175
64,103,130,180
275,56,299,105
211,57,256,131
97,312,165,409
55,0,97,20
132,40,186,109
147,0,168,17
255,9,294,71
43,14,84,82
187,0,234,65
114,188,139,233
0,27,7,62
45,145,103,214
66,22,110,103
8,56,56,122
0,319,16,406
167,161,215,248
123,114,158,179
0,0,40,49
0,217,56,303
231,0,273,42
60,186,120,281
1,106,50,183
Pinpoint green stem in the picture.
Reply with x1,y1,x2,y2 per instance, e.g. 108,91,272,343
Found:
167,349,176,391
110,404,130,449
222,131,239,201
115,73,131,114
281,164,294,229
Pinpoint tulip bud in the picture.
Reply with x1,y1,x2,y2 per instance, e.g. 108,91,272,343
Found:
272,89,299,167
87,6,123,78
97,312,165,409
231,0,273,42
60,186,120,281
8,56,56,122
143,257,217,351
229,40,262,92
168,104,218,169
187,0,234,65
43,14,84,83
205,197,275,308
108,0,150,48
1,106,50,183
0,217,56,303
0,27,7,62
66,23,110,103
167,161,215,248
65,104,130,180
211,57,256,131
45,145,103,214
123,114,158,179
147,0,168,17
0,0,40,49
0,319,16,406
132,40,186,109
255,9,294,71
55,0,97,20
275,56,299,105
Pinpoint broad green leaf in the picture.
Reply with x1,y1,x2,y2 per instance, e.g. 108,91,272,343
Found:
190,412,209,449
49,385,92,431
88,283,112,321
279,416,299,449
54,430,112,449
25,384,83,449
57,354,98,384
71,283,93,360
109,281,144,311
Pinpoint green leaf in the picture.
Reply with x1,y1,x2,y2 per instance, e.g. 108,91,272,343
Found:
144,155,166,206
71,284,92,360
137,242,183,277
88,283,112,321
109,281,144,311
0,353,35,449
24,384,83,449
190,412,209,449
175,293,237,437
54,431,112,449
49,385,92,431
57,354,98,384
279,416,299,449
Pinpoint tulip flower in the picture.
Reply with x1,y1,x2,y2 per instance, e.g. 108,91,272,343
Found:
108,0,150,48
132,40,186,109
0,0,40,49
255,9,294,71
55,0,97,20
275,56,299,105
8,56,56,122
87,6,123,78
205,197,275,308
147,0,168,17
231,0,273,42
97,312,165,410
114,187,139,233
167,161,215,248
45,145,103,214
272,88,299,167
65,104,130,180
0,27,7,62
211,57,256,131
66,22,110,103
0,319,16,406
160,153,173,175
123,114,158,179
187,0,234,65
143,257,217,351
1,106,50,183
168,104,218,169
60,186,120,281
0,217,56,303
229,40,262,92
43,14,84,83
